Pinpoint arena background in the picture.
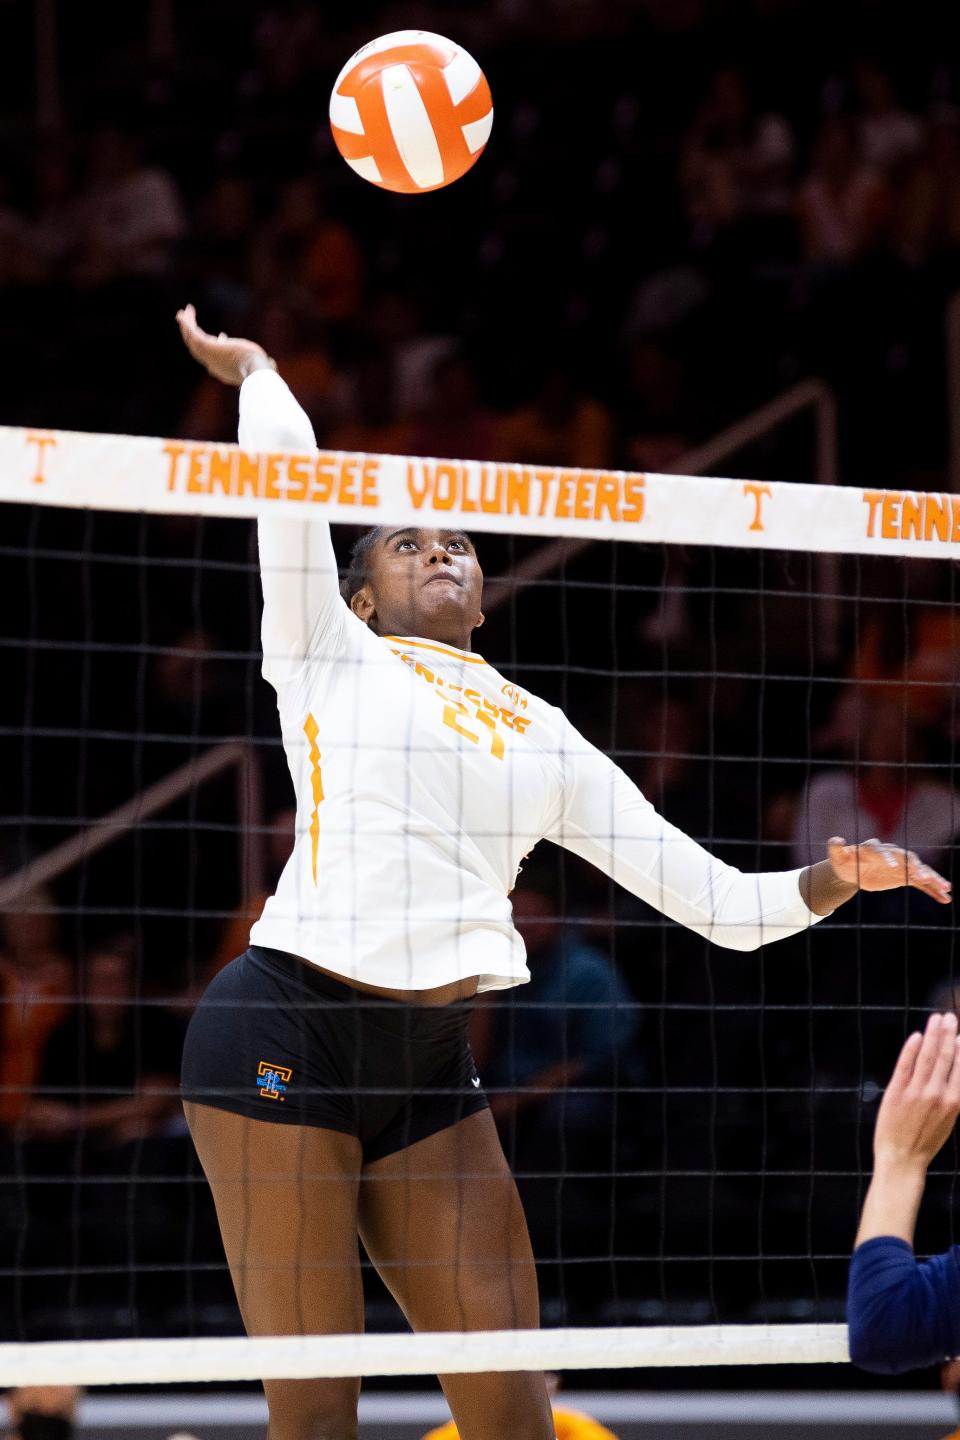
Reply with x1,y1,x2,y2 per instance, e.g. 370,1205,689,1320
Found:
2,0,960,1434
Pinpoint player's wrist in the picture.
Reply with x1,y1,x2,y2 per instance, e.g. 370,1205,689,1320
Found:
238,351,277,381
856,1157,927,1246
871,1148,931,1183
800,859,858,915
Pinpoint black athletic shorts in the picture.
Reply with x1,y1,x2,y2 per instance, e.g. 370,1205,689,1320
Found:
180,944,489,1162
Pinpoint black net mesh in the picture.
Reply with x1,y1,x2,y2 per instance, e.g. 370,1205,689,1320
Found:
1,500,957,1342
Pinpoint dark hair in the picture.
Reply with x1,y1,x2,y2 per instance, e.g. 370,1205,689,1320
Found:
340,527,383,604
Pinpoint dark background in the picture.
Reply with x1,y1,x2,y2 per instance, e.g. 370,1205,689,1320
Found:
0,0,959,1392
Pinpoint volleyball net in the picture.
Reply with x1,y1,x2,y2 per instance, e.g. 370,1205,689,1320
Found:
1,419,958,1385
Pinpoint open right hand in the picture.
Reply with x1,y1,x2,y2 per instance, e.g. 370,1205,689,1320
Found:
176,303,276,386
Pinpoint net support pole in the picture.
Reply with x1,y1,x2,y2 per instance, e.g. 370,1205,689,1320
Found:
0,742,247,910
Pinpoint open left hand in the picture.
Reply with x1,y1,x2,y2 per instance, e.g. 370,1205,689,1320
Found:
827,836,951,904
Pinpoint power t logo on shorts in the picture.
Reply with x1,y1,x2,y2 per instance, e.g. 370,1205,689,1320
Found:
257,1060,293,1101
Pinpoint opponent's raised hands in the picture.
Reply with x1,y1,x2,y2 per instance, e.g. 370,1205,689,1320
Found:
873,1012,960,1169
854,1012,960,1248
176,303,275,386
827,836,951,905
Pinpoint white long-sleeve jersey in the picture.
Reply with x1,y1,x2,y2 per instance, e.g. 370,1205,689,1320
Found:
243,369,821,991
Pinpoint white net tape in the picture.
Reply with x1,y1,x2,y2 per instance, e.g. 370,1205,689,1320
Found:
1,422,955,557
0,1325,849,1386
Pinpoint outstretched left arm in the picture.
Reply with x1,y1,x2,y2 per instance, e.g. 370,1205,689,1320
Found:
547,729,950,951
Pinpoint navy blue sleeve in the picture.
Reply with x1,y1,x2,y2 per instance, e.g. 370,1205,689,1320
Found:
847,1237,960,1374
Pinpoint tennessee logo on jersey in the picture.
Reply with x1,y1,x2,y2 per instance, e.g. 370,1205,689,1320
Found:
257,1061,293,1101
500,682,528,711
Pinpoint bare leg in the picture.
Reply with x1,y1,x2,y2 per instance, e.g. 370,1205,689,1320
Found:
358,1110,554,1440
185,1103,364,1440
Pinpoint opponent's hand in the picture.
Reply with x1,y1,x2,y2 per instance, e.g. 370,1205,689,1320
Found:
873,1012,960,1168
175,303,276,386
827,836,952,904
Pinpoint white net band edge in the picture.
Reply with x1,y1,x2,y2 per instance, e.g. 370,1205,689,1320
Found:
0,1326,849,1386
0,423,955,560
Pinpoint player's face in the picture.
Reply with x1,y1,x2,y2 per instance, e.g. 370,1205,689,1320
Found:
352,527,484,648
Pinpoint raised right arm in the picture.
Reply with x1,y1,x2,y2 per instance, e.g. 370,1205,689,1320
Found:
175,305,346,689
238,368,344,687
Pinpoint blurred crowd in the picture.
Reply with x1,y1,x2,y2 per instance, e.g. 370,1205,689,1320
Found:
1,0,959,477
2,0,960,1345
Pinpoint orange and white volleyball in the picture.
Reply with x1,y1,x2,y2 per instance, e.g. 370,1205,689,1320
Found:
329,31,493,194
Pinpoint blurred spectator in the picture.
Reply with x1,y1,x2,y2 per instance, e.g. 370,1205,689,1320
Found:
763,789,802,869
682,66,796,225
3,1386,80,1440
72,126,186,286
206,805,296,985
619,339,690,471
411,352,499,462
182,296,342,441
791,701,959,871
0,167,34,289
326,350,416,455
822,587,960,750
496,362,613,468
472,872,639,1151
892,109,960,262
422,1372,620,1440
0,887,70,1132
852,60,924,173
25,936,181,1148
615,687,708,840
798,117,888,265
250,175,363,324
145,625,238,741
26,138,84,283
256,294,344,420
364,290,456,420
187,174,257,320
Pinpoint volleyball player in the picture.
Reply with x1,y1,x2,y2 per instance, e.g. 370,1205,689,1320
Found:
175,305,951,1440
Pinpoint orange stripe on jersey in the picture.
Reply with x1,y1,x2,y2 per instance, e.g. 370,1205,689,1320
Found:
303,713,325,884
384,636,487,664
